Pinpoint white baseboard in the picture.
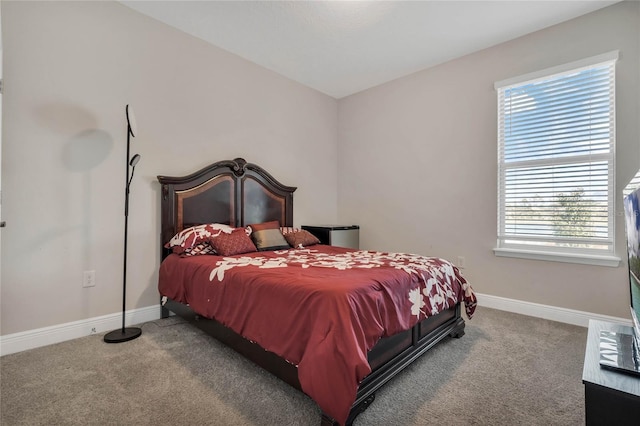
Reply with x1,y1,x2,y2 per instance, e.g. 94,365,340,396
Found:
0,305,161,356
476,292,630,327
0,295,631,356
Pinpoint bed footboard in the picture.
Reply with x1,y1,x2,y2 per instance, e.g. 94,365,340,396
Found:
342,304,464,425
160,297,464,426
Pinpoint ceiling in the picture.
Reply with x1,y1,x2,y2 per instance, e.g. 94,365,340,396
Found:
121,0,620,99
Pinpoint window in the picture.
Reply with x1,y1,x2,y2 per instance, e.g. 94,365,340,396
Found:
494,52,619,267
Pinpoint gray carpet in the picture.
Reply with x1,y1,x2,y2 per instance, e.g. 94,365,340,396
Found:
0,307,587,425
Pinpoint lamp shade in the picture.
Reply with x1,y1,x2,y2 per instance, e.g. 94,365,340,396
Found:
130,154,141,167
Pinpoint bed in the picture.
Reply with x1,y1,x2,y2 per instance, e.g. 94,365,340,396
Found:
157,157,477,425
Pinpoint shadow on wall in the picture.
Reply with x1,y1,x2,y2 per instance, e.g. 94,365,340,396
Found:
34,102,99,134
35,103,114,320
61,129,112,171
14,119,114,260
33,101,113,171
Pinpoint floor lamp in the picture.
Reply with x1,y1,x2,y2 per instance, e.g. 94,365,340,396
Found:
104,104,142,343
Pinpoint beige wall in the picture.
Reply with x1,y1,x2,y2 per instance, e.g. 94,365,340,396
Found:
0,1,338,335
2,1,638,338
337,1,640,318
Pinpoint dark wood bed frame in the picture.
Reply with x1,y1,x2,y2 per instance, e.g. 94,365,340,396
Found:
157,158,466,425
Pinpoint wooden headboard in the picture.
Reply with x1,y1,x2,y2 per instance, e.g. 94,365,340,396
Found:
157,158,296,256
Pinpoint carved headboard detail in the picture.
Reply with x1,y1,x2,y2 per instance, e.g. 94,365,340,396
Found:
157,158,296,256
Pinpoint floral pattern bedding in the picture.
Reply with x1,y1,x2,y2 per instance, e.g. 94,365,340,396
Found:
158,245,476,425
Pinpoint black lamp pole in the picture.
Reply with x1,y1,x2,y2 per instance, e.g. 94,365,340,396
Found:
104,105,142,343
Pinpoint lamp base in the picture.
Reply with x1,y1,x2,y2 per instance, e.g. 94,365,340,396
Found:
103,327,142,343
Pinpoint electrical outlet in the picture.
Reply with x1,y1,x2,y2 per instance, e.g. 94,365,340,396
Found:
83,270,95,288
457,256,466,269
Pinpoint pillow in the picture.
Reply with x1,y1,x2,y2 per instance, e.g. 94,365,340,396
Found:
165,223,234,256
184,243,216,256
284,229,321,249
209,228,257,256
280,226,299,235
248,220,281,232
248,220,290,251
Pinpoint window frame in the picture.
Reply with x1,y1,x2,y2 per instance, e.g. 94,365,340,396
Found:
493,51,620,267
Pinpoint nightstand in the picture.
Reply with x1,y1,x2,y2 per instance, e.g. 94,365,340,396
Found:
302,225,359,249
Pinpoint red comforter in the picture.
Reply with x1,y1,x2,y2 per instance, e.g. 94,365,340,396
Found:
158,245,476,425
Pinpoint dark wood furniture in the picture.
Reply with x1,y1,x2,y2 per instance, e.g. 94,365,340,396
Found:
157,158,467,425
583,319,640,425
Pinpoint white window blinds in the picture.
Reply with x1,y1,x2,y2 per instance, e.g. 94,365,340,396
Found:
496,52,617,257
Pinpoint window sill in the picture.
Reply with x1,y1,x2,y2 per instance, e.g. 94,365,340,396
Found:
493,247,620,267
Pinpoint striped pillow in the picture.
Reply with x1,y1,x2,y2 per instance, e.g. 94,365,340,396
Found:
248,221,290,251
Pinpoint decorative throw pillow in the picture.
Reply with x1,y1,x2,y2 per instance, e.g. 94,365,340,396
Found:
248,220,281,232
165,223,234,256
185,244,216,256
209,228,257,256
280,226,299,235
248,220,290,251
284,229,321,249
